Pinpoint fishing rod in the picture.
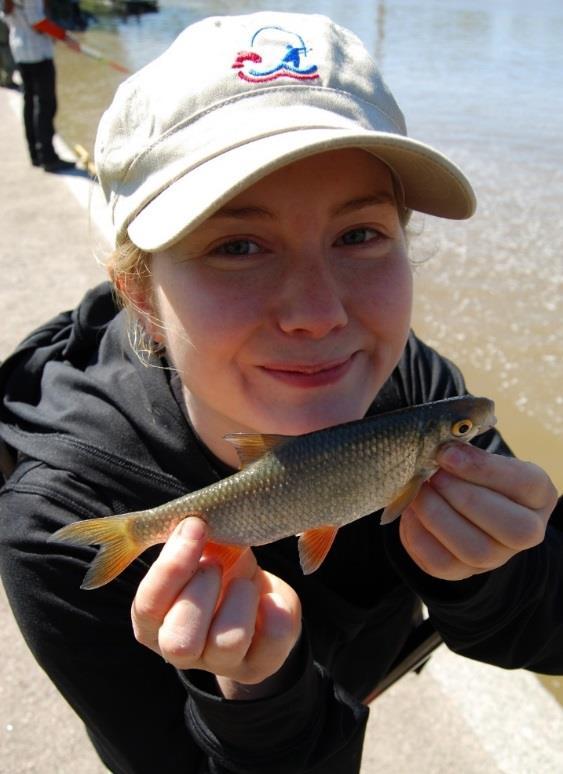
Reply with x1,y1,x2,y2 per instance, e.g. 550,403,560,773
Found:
76,42,131,74
33,17,131,74
362,618,443,703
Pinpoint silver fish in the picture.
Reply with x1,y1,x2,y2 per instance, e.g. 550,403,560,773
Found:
50,396,496,589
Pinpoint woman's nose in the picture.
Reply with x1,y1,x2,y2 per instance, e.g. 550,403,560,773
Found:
275,255,348,338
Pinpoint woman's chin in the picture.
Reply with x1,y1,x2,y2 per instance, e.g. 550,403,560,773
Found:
254,402,369,437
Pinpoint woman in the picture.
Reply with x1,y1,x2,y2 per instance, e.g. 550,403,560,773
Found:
0,12,560,773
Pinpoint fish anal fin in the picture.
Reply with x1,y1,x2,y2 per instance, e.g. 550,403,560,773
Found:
223,433,291,468
380,474,426,526
298,526,338,575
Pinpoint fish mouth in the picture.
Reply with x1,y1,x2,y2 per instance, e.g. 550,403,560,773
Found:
479,413,498,434
259,353,358,387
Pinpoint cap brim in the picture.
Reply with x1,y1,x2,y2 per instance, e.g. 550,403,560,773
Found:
127,127,476,252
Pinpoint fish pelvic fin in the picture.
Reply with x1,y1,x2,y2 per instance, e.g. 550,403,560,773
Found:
49,514,145,590
298,526,338,575
223,433,290,468
380,473,427,525
203,541,248,576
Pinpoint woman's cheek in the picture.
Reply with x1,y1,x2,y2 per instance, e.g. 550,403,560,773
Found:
357,258,412,333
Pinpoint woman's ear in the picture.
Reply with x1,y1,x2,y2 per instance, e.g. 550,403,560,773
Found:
114,272,164,345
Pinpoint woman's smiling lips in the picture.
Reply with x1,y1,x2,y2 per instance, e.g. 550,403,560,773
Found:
258,353,358,388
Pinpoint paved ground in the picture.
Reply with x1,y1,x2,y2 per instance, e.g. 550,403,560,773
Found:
1,85,562,774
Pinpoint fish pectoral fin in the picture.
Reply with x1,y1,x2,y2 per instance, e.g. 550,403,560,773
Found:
380,474,426,526
203,541,249,575
223,433,291,468
297,526,338,575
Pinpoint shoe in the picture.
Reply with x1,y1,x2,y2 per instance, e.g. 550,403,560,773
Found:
42,158,75,173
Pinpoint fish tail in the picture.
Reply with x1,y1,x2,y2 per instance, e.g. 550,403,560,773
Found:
50,514,145,590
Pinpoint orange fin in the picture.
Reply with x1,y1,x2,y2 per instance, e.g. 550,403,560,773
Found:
203,540,248,575
380,474,426,525
49,514,145,590
297,526,338,575
223,433,291,468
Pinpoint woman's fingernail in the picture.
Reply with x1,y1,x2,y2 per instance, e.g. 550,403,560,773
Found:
177,517,206,541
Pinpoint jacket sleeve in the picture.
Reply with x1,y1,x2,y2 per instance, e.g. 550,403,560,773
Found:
383,501,563,674
179,644,367,774
0,478,368,774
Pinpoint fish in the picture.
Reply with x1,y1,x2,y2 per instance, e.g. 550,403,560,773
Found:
49,396,496,590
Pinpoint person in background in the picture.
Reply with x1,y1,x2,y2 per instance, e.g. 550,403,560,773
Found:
0,11,561,774
0,17,17,87
1,0,74,171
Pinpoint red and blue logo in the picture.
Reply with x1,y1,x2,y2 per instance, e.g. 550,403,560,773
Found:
232,26,319,83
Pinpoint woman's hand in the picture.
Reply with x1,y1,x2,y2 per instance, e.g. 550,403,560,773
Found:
131,517,302,699
399,443,558,581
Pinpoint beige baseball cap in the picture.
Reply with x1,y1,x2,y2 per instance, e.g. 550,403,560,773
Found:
95,11,476,251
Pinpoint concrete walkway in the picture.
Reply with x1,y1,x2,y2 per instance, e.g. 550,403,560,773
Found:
1,85,562,774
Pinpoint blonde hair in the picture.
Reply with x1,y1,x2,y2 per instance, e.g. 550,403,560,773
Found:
106,238,162,362
107,238,152,306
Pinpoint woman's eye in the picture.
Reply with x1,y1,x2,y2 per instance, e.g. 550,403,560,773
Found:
215,239,261,256
335,227,381,246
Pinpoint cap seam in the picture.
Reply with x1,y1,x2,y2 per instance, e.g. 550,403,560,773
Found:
111,123,345,221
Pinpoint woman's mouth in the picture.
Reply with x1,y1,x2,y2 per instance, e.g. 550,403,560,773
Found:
259,354,357,388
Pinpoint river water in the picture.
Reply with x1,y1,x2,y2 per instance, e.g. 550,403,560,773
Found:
53,0,562,703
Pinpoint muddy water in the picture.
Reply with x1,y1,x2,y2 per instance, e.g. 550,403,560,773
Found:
53,0,562,702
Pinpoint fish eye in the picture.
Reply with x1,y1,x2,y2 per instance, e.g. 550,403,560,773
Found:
451,419,473,437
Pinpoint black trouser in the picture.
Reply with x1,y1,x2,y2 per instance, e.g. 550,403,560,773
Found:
18,58,58,165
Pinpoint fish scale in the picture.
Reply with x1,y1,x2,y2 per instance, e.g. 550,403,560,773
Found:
50,396,496,589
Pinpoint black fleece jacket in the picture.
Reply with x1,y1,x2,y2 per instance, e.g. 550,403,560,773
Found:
0,283,561,774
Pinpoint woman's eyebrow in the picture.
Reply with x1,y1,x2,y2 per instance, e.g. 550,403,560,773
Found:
331,193,396,217
209,206,275,221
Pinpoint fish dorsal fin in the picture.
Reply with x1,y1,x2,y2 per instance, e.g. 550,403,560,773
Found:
223,433,291,468
297,526,338,575
379,474,426,525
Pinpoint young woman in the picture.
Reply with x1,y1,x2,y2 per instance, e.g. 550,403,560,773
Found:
0,12,561,774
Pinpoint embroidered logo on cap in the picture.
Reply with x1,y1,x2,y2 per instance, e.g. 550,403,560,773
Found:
232,26,319,83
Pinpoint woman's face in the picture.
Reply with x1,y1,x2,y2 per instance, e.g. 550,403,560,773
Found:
148,149,413,465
